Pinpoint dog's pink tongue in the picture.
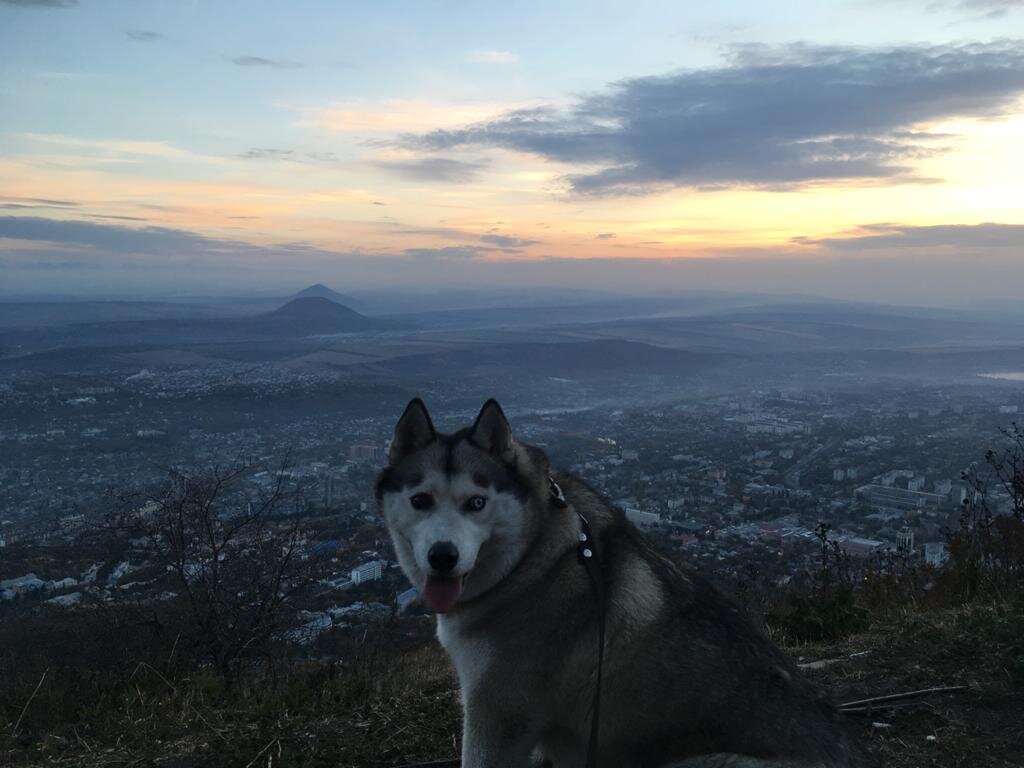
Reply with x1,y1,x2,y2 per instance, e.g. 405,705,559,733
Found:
422,575,463,613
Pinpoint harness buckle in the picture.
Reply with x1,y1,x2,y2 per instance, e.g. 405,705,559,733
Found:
548,476,568,508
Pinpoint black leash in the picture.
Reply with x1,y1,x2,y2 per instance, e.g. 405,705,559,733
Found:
549,477,606,768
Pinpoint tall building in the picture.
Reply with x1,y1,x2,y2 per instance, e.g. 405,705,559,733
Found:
896,527,915,554
319,473,344,507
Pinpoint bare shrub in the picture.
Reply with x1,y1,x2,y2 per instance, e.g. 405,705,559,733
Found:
107,458,328,684
944,423,1024,603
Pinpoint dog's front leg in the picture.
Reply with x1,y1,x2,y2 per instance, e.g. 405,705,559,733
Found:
461,699,539,768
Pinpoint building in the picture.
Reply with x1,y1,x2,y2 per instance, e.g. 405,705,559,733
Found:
0,573,46,596
45,577,78,593
59,513,86,534
396,587,419,613
896,527,915,554
745,419,809,436
350,560,383,585
318,473,345,507
923,542,949,567
834,536,887,558
855,484,945,511
625,508,661,527
349,444,384,463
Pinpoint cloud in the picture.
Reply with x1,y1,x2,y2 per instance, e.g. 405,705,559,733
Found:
391,231,540,262
794,222,1024,252
0,197,79,210
4,215,1024,305
125,30,165,43
0,216,243,257
17,132,221,165
238,147,338,163
958,0,1022,8
300,99,522,135
466,50,519,64
1,0,77,7
0,216,372,280
377,222,541,253
919,0,1024,19
374,156,490,183
0,215,537,273
231,56,302,69
409,41,1024,195
596,232,616,240
479,233,541,249
402,245,491,260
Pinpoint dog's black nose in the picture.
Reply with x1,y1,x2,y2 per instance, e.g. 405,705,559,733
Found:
428,541,459,573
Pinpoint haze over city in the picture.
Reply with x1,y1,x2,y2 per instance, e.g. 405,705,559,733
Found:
2,0,1023,303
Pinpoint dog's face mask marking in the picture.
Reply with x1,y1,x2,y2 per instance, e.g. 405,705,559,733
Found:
377,399,537,613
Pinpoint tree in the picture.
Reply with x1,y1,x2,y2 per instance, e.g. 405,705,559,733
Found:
109,458,326,684
949,423,1024,602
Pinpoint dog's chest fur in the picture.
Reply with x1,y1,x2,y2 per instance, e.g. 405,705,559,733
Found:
436,616,493,700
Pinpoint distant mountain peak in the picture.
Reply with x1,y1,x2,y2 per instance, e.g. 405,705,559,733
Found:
292,284,355,305
272,296,353,315
264,296,387,334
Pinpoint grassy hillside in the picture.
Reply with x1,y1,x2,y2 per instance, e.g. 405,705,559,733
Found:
2,601,1021,768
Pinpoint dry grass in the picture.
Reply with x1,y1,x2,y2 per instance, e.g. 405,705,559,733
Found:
798,603,1024,768
3,605,1022,767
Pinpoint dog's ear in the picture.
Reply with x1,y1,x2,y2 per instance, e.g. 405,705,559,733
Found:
389,398,436,463
470,399,514,458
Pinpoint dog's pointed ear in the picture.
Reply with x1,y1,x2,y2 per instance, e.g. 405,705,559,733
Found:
470,399,514,457
389,398,436,463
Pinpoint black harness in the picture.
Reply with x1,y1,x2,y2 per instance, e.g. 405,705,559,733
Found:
548,476,606,768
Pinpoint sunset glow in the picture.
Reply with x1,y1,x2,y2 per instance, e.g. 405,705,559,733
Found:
2,0,1023,301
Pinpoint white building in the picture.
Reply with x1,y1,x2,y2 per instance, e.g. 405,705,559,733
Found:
625,508,661,527
924,542,949,567
350,560,383,585
396,587,419,613
0,573,46,596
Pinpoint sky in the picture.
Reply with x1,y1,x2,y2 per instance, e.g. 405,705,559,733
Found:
1,0,1023,304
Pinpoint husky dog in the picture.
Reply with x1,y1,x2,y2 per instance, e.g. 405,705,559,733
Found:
376,399,867,768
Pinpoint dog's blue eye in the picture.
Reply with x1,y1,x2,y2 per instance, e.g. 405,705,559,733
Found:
410,493,434,511
465,495,487,512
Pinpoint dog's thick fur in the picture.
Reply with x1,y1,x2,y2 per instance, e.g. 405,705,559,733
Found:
376,399,867,768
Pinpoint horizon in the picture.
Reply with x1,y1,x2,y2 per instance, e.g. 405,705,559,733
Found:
2,0,1024,304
